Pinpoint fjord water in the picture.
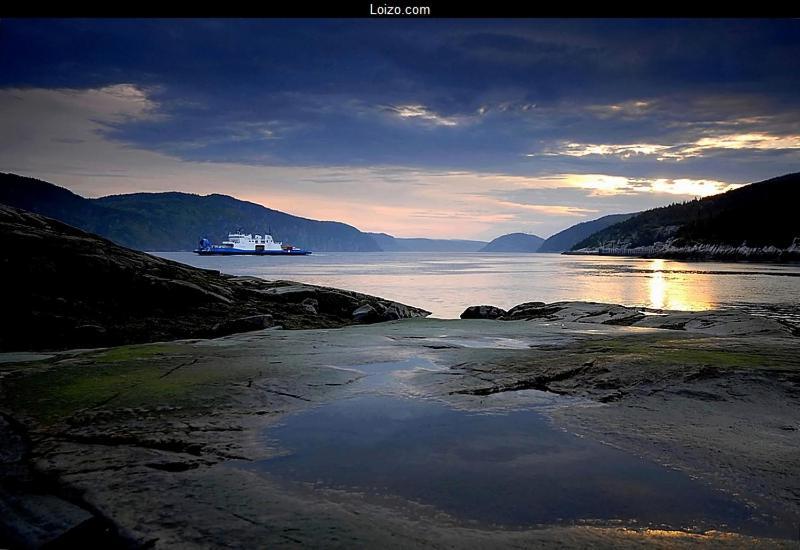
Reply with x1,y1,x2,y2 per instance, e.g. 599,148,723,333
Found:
157,252,800,320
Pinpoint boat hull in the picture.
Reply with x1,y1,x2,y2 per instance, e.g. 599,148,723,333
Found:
195,249,311,256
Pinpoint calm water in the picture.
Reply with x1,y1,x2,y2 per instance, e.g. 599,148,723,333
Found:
156,252,800,320
250,358,789,537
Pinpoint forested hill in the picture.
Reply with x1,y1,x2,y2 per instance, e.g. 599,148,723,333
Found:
0,173,380,252
538,213,636,252
480,233,544,252
367,232,487,252
573,173,800,250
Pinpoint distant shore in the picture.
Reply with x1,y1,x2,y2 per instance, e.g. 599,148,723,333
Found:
566,243,800,263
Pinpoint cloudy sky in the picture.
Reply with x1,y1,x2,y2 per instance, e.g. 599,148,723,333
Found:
1,19,799,239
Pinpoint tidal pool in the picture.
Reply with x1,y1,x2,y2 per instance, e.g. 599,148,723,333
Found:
252,359,787,538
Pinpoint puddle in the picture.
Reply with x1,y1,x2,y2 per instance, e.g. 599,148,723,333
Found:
413,335,569,349
0,352,54,364
342,357,441,393
431,336,534,349
252,358,791,538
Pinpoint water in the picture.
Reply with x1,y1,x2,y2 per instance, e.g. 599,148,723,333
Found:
155,252,800,320
250,358,787,537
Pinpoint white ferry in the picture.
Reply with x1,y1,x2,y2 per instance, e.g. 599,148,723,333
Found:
195,233,311,256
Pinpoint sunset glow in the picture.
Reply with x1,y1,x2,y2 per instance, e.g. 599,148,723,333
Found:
2,20,798,240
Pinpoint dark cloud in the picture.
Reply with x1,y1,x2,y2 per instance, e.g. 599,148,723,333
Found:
1,18,799,184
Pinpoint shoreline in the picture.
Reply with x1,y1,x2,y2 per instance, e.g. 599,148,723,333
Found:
565,246,800,263
1,301,798,547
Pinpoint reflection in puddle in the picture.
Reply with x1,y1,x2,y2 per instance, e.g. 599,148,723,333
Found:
251,359,789,538
0,352,55,364
418,336,534,349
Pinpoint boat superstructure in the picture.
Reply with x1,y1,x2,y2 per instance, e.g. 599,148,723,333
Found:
195,232,311,255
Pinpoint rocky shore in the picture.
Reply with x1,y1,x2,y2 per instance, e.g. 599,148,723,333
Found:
1,299,798,548
461,300,798,336
1,204,798,548
567,242,800,262
0,204,429,352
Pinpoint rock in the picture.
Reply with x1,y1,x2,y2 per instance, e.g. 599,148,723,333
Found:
73,324,107,336
144,275,233,304
381,305,402,321
211,315,274,335
262,284,316,297
505,302,560,319
300,298,318,315
145,461,200,472
0,493,95,548
460,305,507,320
496,300,794,337
70,324,109,347
352,304,378,323
0,204,429,351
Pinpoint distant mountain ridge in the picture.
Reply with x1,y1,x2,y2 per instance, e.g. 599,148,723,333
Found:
480,232,544,252
0,173,535,253
573,172,800,255
94,191,381,251
538,213,637,253
0,173,380,252
367,232,487,252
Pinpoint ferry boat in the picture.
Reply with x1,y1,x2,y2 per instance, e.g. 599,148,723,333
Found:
195,233,311,255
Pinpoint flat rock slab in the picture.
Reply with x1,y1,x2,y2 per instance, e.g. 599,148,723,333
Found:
0,493,94,548
481,300,795,337
1,311,798,548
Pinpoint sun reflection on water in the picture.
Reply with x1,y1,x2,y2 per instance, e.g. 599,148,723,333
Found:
153,252,800,318
648,259,667,310
646,259,715,311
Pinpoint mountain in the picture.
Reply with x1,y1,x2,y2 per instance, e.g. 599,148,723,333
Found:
537,213,637,253
573,173,800,251
0,173,154,244
95,192,381,251
0,173,380,252
367,232,487,252
480,232,544,252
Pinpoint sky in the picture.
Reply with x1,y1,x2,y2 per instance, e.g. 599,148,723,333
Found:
1,18,799,239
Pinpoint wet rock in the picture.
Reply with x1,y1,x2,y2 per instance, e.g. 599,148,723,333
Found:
495,300,793,337
69,324,110,347
262,284,316,297
0,493,94,548
211,314,274,336
381,305,402,321
505,302,561,319
74,324,107,337
670,389,727,401
2,314,799,548
460,305,507,320
635,310,792,336
0,414,27,482
684,366,723,382
145,461,200,472
593,378,622,390
352,304,378,323
300,298,318,315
